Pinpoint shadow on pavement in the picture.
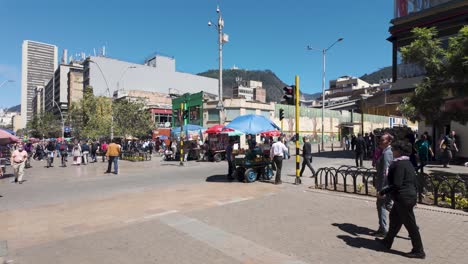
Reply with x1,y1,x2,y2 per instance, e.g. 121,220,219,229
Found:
312,150,357,159
336,235,406,257
206,174,231,183
332,223,374,237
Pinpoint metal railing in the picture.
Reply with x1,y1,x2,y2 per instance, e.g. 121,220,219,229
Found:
313,166,467,210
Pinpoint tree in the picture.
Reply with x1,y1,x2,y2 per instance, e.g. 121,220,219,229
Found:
400,26,468,125
113,99,152,138
26,111,61,138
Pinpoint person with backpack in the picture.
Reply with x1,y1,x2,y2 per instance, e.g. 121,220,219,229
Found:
91,141,99,163
46,141,56,168
59,141,68,167
81,141,90,165
24,141,33,168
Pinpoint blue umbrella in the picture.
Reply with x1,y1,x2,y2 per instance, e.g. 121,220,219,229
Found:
225,114,280,135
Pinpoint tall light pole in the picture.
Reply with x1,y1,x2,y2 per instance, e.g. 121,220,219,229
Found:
116,66,137,94
307,38,343,151
88,59,113,139
52,100,65,139
209,5,229,125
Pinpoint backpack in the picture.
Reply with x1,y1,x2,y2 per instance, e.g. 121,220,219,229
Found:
59,144,66,151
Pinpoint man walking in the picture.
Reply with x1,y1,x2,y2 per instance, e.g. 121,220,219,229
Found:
440,130,458,168
105,139,121,175
373,133,394,237
270,136,289,185
11,144,28,184
300,136,316,177
355,134,366,167
225,140,234,181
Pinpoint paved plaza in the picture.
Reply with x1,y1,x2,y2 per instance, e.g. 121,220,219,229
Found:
0,153,467,263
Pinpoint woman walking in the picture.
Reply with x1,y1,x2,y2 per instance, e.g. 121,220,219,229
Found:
377,141,425,259
72,143,82,165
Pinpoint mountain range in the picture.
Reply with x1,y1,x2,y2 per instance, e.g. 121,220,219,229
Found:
197,69,322,102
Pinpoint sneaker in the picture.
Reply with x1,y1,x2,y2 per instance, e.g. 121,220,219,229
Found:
405,251,426,259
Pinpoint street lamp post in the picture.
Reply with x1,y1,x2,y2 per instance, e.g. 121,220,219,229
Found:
52,100,65,139
116,66,137,94
209,5,229,125
88,59,114,139
0,80,14,89
307,38,343,151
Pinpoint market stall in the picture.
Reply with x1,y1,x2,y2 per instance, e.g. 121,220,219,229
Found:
224,114,280,183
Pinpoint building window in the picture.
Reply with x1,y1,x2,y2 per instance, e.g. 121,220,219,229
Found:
245,109,256,115
260,110,270,119
154,113,172,128
208,109,220,121
225,109,240,121
189,106,201,125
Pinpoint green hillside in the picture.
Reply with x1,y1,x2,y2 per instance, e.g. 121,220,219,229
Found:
359,66,392,84
198,69,321,103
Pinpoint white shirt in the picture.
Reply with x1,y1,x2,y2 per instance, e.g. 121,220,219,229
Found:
270,141,288,159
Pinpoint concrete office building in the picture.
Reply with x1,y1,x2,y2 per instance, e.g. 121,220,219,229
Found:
44,63,83,119
389,0,468,158
21,40,58,128
83,55,218,98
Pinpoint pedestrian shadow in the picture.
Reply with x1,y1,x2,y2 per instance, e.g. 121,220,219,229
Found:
336,235,405,257
312,150,356,159
333,223,410,240
0,173,14,180
206,174,232,183
332,223,374,236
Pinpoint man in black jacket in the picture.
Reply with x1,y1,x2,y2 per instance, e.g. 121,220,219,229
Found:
300,136,315,177
355,134,366,167
377,141,425,259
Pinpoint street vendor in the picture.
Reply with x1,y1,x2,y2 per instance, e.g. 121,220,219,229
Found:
247,134,257,150
226,140,234,181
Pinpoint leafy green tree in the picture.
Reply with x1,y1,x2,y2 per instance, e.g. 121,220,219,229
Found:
113,99,152,138
400,26,468,125
27,112,61,138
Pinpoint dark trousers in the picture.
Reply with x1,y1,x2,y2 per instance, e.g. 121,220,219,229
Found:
384,200,424,253
273,156,283,183
300,155,315,177
107,156,117,173
227,160,234,179
355,152,363,167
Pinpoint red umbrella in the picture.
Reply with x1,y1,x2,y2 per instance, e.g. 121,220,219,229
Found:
0,129,20,145
260,130,281,137
204,124,233,134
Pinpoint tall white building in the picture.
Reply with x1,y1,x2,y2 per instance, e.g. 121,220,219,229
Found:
21,40,58,128
83,55,218,98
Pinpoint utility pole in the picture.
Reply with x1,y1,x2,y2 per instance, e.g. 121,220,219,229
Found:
295,76,301,185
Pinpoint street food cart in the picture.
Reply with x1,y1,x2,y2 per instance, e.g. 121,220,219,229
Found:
232,147,274,183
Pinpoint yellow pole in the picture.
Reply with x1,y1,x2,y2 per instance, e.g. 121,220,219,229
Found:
281,119,283,132
180,102,184,166
295,75,301,185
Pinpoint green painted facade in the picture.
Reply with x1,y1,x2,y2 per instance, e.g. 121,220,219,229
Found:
172,92,204,127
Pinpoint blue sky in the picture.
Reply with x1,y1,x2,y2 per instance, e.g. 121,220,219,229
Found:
0,0,394,108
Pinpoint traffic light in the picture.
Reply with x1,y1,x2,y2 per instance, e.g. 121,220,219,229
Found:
283,85,296,105
183,110,189,120
279,108,284,121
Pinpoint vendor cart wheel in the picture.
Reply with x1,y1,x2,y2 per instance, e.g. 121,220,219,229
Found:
244,168,257,183
213,153,222,162
264,165,274,181
234,167,245,182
